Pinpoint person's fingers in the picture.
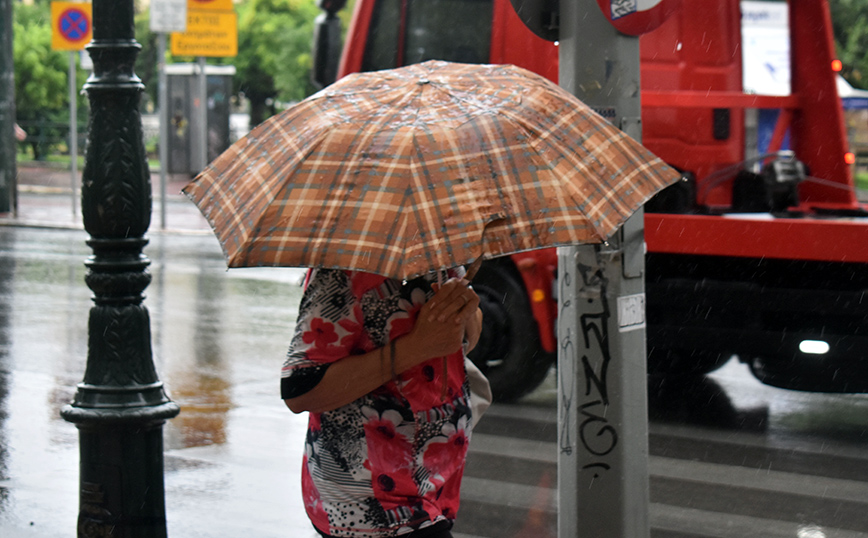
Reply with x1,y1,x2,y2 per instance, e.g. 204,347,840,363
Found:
453,287,480,323
435,285,476,322
410,307,467,359
426,278,470,321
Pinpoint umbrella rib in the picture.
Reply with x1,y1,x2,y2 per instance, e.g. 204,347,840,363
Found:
407,133,453,275
435,72,595,246
479,113,563,250
305,86,425,274
496,94,629,241
240,131,336,267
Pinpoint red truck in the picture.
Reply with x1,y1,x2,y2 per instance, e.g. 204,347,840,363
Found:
312,0,868,400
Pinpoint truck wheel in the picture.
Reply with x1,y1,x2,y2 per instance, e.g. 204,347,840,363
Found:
647,347,730,376
467,260,555,402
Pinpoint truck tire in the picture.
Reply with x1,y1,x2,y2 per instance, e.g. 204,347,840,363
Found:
467,260,554,402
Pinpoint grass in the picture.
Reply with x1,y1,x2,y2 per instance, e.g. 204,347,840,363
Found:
856,171,868,191
17,151,160,171
17,151,85,169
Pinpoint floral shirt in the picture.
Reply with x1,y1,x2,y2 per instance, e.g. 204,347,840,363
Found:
281,268,472,538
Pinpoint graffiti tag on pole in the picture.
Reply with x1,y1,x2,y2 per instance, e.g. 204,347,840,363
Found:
559,247,619,480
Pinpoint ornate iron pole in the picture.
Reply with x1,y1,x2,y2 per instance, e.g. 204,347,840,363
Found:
61,0,180,535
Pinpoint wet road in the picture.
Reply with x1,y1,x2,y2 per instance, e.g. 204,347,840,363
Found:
1,227,867,537
457,368,868,538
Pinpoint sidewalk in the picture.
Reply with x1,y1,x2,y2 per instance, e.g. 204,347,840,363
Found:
0,162,213,233
0,163,320,538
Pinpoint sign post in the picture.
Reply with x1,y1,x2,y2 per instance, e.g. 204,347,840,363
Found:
510,0,678,536
151,0,187,229
1,0,15,214
51,1,92,218
171,0,237,173
555,1,678,536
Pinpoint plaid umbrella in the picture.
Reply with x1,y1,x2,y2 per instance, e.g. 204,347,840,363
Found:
184,60,680,280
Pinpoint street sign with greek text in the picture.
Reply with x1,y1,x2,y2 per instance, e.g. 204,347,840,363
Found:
170,9,237,57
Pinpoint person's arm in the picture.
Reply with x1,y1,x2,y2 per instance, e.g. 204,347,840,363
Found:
285,278,479,414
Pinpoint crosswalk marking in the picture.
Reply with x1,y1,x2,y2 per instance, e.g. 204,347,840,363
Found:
458,404,868,538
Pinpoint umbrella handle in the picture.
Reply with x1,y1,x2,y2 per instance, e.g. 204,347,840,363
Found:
441,356,448,401
435,256,482,402
440,254,484,401
465,255,484,281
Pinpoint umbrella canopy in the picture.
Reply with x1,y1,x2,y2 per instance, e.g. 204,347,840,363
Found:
184,60,680,280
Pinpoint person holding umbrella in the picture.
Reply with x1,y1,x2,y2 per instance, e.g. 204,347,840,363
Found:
183,60,679,538
282,268,482,538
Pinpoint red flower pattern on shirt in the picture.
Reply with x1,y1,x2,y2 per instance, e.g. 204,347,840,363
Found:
302,317,339,348
282,269,471,538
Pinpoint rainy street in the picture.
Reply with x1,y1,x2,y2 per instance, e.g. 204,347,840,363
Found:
1,226,867,537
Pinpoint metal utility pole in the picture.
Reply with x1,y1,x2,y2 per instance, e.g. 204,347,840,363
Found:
60,0,180,535
68,52,78,217
0,0,16,214
151,0,187,230
556,1,650,537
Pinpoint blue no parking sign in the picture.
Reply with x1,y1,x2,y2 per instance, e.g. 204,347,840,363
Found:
51,2,93,51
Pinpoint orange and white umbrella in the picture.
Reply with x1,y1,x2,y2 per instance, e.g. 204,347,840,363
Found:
184,60,679,279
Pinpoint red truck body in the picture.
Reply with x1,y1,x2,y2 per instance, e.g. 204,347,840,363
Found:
317,0,868,399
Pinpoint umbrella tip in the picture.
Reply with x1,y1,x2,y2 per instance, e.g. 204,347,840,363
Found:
418,78,430,85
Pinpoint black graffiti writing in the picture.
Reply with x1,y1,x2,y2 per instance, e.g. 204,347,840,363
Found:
557,249,620,473
575,253,618,472
579,400,618,457
559,326,575,455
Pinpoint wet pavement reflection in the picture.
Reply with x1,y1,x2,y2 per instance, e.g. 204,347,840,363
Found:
0,227,867,537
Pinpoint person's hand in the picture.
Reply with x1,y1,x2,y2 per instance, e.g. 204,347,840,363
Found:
404,278,480,361
425,278,480,324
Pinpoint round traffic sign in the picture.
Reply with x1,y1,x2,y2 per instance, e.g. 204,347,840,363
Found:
595,0,681,36
58,7,90,43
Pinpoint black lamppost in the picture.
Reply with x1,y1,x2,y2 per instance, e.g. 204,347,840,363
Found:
60,0,180,535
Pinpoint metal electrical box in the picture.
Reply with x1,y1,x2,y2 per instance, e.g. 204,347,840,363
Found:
166,64,235,175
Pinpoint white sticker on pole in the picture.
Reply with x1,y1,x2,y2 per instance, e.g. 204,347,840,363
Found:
595,0,681,36
617,293,646,332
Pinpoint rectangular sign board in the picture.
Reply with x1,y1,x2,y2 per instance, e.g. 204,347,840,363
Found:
187,0,234,11
171,10,237,57
151,0,188,33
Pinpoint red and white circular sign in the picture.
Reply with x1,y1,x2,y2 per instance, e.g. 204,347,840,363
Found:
595,0,681,36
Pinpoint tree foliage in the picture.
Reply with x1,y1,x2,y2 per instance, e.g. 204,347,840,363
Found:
22,0,867,141
234,0,320,125
829,0,868,88
13,1,88,158
132,0,324,127
134,10,160,113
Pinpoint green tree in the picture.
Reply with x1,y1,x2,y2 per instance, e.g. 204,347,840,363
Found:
235,0,320,125
134,10,159,113
134,0,329,127
829,0,868,88
14,1,88,159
